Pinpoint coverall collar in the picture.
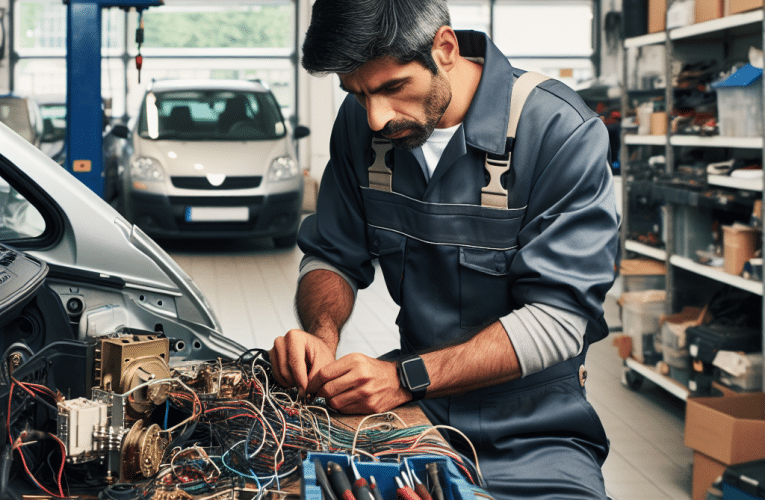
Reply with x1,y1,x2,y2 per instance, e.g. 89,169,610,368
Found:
455,30,516,155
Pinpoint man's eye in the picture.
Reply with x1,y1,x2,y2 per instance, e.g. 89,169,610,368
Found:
384,85,403,95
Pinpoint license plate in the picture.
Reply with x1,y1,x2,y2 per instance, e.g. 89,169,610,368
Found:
185,207,249,222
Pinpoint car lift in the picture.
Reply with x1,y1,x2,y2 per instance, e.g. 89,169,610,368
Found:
65,0,162,198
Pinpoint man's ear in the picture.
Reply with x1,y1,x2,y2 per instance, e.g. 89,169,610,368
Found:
431,26,459,72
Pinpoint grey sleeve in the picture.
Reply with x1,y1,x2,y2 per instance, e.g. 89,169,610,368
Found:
500,303,587,377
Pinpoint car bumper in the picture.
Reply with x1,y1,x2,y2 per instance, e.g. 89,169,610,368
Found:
127,190,303,239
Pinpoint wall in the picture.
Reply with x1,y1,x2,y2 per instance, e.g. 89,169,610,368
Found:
0,0,9,94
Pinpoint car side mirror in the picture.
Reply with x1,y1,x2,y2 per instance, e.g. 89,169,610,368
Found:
110,124,130,139
294,125,310,140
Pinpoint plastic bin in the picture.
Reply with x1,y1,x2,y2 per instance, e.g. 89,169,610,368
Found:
687,323,762,364
302,453,486,500
619,290,666,363
713,64,764,138
717,353,763,391
721,460,765,500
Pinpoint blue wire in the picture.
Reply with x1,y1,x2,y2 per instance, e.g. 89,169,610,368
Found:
164,400,170,430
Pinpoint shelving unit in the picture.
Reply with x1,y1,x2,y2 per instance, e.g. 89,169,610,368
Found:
619,7,765,397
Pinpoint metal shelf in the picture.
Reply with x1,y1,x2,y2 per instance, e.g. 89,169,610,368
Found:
624,134,667,146
669,255,764,295
708,174,764,191
624,358,691,400
670,135,763,149
624,10,763,48
625,240,668,260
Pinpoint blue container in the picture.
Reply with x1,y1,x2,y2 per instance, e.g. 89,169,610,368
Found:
302,452,487,500
721,460,765,500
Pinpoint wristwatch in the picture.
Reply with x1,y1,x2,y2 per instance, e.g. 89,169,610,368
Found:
396,354,430,401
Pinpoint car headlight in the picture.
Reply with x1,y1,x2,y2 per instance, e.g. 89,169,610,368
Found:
268,156,299,182
130,156,165,182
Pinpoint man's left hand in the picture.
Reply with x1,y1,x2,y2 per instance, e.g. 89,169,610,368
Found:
306,353,411,414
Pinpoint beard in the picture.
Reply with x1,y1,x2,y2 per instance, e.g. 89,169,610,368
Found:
382,71,452,151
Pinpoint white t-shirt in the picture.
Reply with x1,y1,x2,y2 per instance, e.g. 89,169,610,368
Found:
412,123,461,179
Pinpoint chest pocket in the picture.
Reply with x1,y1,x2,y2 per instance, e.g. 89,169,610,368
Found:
459,246,519,329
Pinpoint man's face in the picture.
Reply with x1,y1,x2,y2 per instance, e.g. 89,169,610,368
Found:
339,58,452,150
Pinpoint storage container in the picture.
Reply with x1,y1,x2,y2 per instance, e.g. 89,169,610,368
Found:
302,452,487,500
713,64,763,138
620,258,667,292
687,323,762,364
619,290,666,363
723,224,761,276
717,353,763,392
673,205,716,260
721,460,765,500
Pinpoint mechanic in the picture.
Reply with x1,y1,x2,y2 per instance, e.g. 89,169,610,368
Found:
268,1,619,498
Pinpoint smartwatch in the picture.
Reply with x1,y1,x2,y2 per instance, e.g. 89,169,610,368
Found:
396,354,430,401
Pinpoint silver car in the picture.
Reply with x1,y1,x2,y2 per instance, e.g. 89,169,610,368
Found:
116,79,309,247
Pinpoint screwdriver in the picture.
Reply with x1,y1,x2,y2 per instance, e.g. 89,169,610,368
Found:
395,476,421,500
409,468,433,500
368,476,385,500
425,463,445,500
313,459,338,500
350,461,376,500
327,461,357,500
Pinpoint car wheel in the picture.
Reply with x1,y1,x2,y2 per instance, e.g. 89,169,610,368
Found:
273,231,298,248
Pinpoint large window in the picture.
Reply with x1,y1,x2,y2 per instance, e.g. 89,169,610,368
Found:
447,0,596,89
12,0,296,123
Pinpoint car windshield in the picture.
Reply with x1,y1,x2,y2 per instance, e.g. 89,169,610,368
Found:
0,99,34,143
138,89,286,141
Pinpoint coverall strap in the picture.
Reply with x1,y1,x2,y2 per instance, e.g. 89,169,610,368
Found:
369,137,393,192
481,71,551,209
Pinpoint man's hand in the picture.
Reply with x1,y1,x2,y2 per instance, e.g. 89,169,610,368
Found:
269,329,336,396
306,353,411,414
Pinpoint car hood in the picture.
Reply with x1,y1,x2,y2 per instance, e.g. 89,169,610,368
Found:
0,122,244,356
136,138,289,177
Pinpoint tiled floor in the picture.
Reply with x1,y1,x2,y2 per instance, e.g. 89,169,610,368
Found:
164,237,693,500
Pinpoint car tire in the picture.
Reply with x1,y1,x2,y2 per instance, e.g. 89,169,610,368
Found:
273,231,298,248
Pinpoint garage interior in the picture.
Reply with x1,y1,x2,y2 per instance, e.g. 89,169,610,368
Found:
0,0,764,500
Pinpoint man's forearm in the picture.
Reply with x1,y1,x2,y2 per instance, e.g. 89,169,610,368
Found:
421,321,522,398
297,269,356,353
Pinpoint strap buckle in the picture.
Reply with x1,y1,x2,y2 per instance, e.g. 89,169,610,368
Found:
369,138,393,192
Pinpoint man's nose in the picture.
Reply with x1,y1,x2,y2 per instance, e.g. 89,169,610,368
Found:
366,97,396,132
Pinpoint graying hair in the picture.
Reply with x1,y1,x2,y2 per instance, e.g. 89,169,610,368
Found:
302,0,451,75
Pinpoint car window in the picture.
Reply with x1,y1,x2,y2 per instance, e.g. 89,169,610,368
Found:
0,99,34,144
138,89,286,141
0,177,46,240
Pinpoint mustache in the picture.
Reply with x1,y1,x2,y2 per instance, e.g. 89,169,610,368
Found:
381,119,424,136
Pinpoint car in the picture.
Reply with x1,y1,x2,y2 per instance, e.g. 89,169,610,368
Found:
114,79,310,247
0,118,246,366
0,94,44,148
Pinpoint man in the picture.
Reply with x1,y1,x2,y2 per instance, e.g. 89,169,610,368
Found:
269,1,619,498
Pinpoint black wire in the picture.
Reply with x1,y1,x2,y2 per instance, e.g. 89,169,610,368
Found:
0,445,12,500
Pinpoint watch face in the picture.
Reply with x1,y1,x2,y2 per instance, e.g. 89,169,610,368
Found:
401,357,430,391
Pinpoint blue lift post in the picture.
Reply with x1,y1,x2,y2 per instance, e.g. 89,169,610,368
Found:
65,0,162,198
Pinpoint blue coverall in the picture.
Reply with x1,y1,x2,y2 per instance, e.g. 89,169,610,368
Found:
297,30,619,500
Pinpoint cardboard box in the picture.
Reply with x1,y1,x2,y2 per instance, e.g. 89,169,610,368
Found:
695,0,724,23
692,452,727,500
620,258,667,292
684,392,765,466
727,0,762,16
648,0,667,33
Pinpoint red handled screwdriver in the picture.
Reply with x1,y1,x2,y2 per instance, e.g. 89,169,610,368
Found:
369,476,385,500
395,475,421,500
350,461,376,500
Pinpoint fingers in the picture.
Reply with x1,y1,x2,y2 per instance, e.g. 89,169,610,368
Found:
270,329,335,394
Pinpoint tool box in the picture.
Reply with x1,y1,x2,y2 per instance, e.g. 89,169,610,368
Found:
721,460,765,500
302,452,488,500
686,323,762,364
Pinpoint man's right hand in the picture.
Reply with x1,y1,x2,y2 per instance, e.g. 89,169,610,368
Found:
269,329,336,396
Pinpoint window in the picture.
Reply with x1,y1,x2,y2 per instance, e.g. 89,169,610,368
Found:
0,178,45,241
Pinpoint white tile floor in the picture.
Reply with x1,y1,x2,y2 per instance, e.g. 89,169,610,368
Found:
163,237,693,500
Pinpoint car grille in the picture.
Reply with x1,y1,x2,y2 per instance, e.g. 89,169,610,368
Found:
171,176,262,190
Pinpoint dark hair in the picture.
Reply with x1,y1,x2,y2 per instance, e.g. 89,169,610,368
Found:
302,0,451,76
